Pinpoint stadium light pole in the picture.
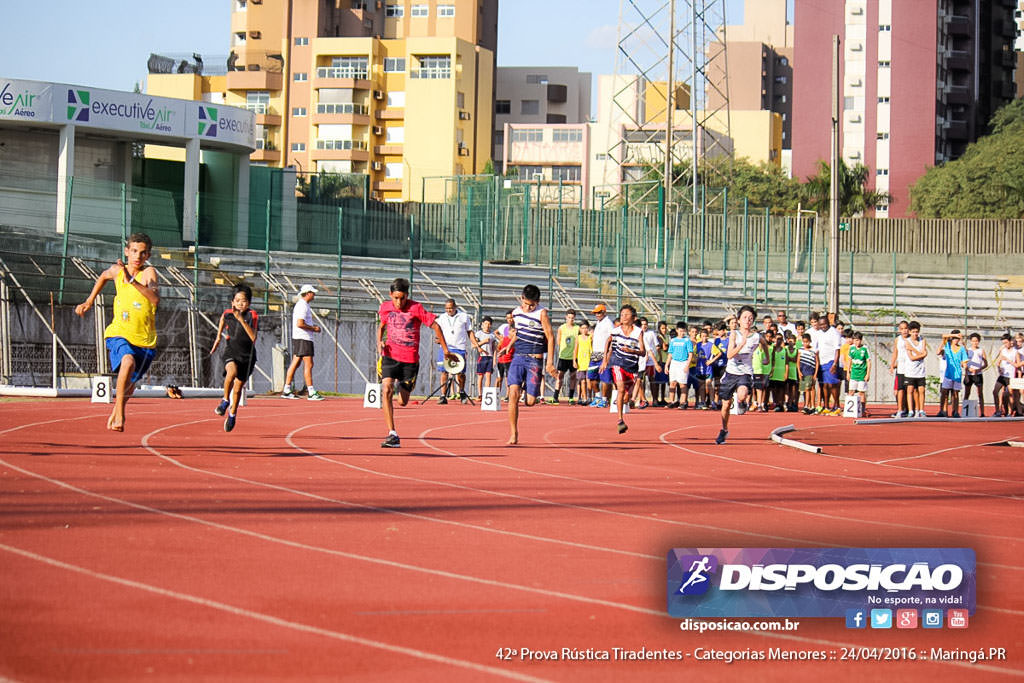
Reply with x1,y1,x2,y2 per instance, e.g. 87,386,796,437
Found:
828,34,841,316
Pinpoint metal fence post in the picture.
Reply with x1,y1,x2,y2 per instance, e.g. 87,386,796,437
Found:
785,216,792,312
409,215,415,283
742,198,749,296
58,176,73,304
963,254,969,330
264,198,271,275
722,186,729,285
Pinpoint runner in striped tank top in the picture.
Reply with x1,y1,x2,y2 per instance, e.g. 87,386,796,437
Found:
506,284,556,444
598,305,645,434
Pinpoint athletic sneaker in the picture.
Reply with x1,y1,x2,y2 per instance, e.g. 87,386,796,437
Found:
546,397,559,405
595,398,609,408
568,398,576,405
667,401,679,409
617,420,628,434
281,389,299,400
936,409,947,418
223,414,236,432
638,401,649,409
916,410,927,418
736,401,748,415
715,429,728,445
438,396,448,405
951,411,961,418
215,399,229,416
381,434,400,448
308,391,325,401
459,391,469,404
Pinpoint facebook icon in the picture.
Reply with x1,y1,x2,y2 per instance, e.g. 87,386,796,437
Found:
845,609,867,629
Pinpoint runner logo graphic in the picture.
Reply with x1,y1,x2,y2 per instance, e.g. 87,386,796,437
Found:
676,554,718,596
198,106,218,137
67,89,90,122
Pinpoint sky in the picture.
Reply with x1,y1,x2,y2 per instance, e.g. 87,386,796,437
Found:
4,1,756,92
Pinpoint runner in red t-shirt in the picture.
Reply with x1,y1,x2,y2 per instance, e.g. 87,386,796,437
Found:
377,278,455,448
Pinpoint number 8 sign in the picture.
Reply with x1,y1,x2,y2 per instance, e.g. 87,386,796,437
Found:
91,375,112,403
363,382,382,409
480,387,499,411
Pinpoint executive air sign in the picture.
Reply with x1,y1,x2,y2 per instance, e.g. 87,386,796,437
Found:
1,77,254,150
667,547,976,618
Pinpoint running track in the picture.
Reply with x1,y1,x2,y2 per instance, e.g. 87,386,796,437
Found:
1,398,1022,681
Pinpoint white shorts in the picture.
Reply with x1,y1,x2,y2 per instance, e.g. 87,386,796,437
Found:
668,362,689,386
940,378,963,391
848,379,868,393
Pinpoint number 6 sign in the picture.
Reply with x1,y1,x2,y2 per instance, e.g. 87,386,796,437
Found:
480,387,499,411
363,382,382,409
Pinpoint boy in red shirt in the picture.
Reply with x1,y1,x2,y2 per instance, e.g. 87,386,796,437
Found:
377,278,455,448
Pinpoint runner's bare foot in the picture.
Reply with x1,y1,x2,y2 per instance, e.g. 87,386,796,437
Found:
506,433,518,445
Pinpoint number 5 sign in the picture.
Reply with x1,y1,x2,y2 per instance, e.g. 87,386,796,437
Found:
363,382,382,409
480,386,499,411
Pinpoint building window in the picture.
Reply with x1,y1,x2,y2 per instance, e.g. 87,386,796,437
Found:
385,4,403,17
316,103,367,115
438,4,455,16
515,165,544,179
526,74,549,84
386,162,403,178
294,37,309,46
319,56,369,79
595,153,608,160
410,55,450,79
411,4,428,17
495,100,511,114
386,126,405,143
879,24,891,31
877,132,890,140
351,0,366,8
457,91,465,109
551,166,581,182
878,96,890,103
494,130,504,144
552,128,582,143
520,99,540,115
292,107,307,116
233,32,247,46
246,91,270,114
294,72,308,81
878,60,890,68
291,142,306,152
384,57,406,72
775,75,787,84
235,0,247,11
386,91,405,107
778,56,788,66
876,168,889,176
511,128,543,142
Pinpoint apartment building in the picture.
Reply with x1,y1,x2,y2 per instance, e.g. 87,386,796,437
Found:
150,0,497,202
792,0,1017,217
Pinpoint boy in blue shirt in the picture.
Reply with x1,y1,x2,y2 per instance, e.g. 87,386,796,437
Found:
938,330,967,418
666,321,695,408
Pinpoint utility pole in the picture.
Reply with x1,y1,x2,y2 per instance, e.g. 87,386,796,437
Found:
828,34,841,316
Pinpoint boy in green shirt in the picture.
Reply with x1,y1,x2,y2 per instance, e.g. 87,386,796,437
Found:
846,331,871,416
784,331,800,411
752,329,773,411
768,330,789,411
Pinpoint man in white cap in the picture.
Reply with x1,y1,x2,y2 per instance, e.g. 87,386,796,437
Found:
282,284,325,400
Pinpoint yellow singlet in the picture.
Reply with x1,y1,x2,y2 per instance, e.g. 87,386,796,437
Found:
104,269,157,348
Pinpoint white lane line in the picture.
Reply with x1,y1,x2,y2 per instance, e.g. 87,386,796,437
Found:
0,542,549,683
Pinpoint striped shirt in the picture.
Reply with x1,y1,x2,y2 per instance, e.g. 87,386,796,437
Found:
610,325,644,373
512,304,548,355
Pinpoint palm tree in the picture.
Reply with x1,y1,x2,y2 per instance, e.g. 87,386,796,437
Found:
802,159,891,217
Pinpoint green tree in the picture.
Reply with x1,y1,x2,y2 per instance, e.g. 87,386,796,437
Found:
801,159,890,217
910,98,1024,218
296,172,363,202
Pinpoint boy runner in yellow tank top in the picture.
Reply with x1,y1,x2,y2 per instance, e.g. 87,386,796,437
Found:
75,233,160,432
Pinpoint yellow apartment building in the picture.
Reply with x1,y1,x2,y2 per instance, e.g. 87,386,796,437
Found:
149,0,497,202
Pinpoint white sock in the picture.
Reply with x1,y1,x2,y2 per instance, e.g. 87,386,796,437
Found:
309,386,316,393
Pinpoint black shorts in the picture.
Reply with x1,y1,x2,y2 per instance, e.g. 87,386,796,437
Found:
769,379,786,392
905,376,925,388
381,356,418,392
752,373,768,389
718,372,752,401
497,361,511,378
557,358,575,373
711,365,726,381
965,374,984,387
785,379,798,390
293,339,314,358
224,352,257,383
996,375,1010,387
896,373,907,391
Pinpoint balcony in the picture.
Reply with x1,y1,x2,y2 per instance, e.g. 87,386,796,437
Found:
227,68,283,91
312,102,370,125
374,144,404,155
946,49,971,71
251,145,280,163
311,139,369,162
945,84,971,104
313,66,371,91
373,179,403,191
947,15,970,36
546,83,567,103
376,108,405,120
409,68,451,79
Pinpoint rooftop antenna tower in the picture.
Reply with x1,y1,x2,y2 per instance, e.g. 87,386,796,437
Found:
605,0,731,212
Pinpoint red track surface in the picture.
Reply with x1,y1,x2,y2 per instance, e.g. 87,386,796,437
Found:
1,398,1022,681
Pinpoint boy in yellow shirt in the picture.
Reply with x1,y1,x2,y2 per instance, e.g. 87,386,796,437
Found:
573,320,593,406
76,233,159,432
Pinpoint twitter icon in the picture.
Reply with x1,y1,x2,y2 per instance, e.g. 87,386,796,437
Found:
870,609,893,629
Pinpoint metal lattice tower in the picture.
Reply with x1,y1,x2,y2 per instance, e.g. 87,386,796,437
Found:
603,0,731,212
